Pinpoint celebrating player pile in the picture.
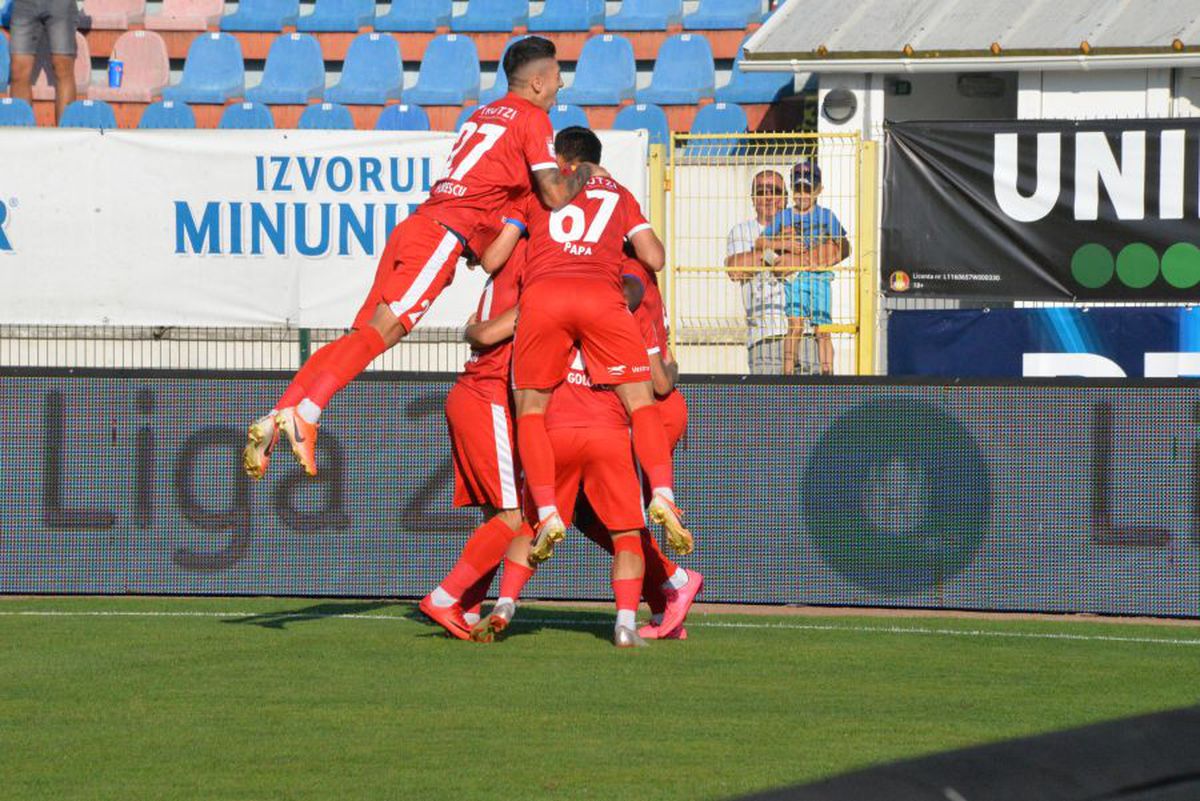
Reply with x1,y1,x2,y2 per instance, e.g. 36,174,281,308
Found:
241,36,701,647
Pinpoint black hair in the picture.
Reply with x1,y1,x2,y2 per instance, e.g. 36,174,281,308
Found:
503,36,557,82
554,126,602,165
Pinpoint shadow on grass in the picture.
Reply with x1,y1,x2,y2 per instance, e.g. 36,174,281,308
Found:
492,606,616,644
222,600,404,630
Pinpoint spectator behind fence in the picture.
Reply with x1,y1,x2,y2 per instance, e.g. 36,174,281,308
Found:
9,0,79,123
724,169,791,374
758,160,850,375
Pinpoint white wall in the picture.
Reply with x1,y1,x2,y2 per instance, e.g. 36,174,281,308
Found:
1175,68,1200,117
1017,69,1172,119
884,72,1017,121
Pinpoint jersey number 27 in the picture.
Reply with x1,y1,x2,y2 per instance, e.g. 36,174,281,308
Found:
446,122,507,182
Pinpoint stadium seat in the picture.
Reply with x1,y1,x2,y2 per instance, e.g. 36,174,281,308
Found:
325,33,403,105
453,103,480,131
684,101,748,155
90,30,169,102
144,0,223,31
374,103,430,131
636,34,715,105
219,101,275,129
605,0,682,31
298,102,354,129
404,34,479,106
82,0,146,29
548,103,588,131
220,0,298,32
556,33,635,106
31,32,90,101
297,0,373,33
162,33,245,103
0,97,36,127
478,35,526,105
374,0,450,32
528,0,603,31
716,41,795,104
60,99,117,128
613,102,669,146
683,0,763,30
450,0,527,33
245,33,324,104
0,0,10,27
138,99,197,128
0,33,9,93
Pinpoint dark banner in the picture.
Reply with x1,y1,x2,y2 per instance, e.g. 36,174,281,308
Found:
889,307,1200,378
2,372,1199,618
882,118,1200,301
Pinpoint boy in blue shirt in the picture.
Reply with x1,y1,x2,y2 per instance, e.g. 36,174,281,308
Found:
756,160,850,374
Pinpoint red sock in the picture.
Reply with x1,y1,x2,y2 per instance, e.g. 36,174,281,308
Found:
306,327,388,408
630,405,673,492
460,564,499,614
275,338,337,410
612,535,644,612
517,412,557,512
441,517,517,599
640,530,673,614
499,558,535,600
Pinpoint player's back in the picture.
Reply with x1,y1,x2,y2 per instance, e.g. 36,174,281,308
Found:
521,175,652,290
545,347,628,431
458,244,524,401
420,94,557,256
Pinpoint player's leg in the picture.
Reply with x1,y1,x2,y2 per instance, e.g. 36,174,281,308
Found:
611,531,646,648
471,527,536,642
243,343,337,479
460,563,499,627
513,387,567,562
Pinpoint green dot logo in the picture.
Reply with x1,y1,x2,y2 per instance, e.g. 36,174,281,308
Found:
1071,243,1114,289
1115,243,1159,289
1162,243,1200,289
803,399,990,595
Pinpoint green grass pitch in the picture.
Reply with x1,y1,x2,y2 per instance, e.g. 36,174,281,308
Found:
2,597,1198,801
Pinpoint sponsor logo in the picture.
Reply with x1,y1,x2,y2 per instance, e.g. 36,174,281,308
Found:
606,365,627,377
889,270,910,292
633,365,649,374
0,197,12,253
1070,241,1200,291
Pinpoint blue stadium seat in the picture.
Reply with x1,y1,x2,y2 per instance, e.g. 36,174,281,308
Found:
683,101,747,156
220,0,298,32
374,0,450,32
0,33,9,93
138,99,197,128
162,32,245,104
245,33,324,104
683,0,762,30
1,0,11,27
605,0,682,31
219,101,275,129
453,103,480,131
326,33,403,104
636,34,715,105
60,99,117,128
528,0,603,31
450,0,527,32
374,103,430,131
297,0,372,32
716,36,795,103
0,97,36,127
548,103,588,131
556,33,635,106
405,34,479,106
299,102,354,129
478,35,526,105
613,102,669,146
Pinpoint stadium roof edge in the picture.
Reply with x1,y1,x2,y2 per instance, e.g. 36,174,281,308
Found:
744,0,1200,73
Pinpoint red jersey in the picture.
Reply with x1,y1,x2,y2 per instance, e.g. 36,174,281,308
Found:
419,93,557,256
518,175,652,290
458,244,523,402
545,301,659,431
624,254,668,355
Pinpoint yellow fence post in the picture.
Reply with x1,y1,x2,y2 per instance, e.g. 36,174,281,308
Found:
856,140,879,376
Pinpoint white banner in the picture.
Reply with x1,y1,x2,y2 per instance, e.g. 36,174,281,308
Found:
0,128,648,328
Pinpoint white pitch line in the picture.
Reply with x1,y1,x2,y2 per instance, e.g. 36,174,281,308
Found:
2,609,1200,647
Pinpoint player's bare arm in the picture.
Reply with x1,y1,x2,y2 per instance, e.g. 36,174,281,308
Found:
629,227,665,272
480,222,524,273
648,352,675,396
465,306,518,349
533,162,604,211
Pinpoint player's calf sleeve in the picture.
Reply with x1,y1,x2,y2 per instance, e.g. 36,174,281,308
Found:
630,405,673,493
305,327,389,409
498,557,535,601
440,516,517,599
516,413,558,514
275,338,337,410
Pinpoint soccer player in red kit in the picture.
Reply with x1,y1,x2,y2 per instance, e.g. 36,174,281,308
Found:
505,127,692,565
242,37,605,479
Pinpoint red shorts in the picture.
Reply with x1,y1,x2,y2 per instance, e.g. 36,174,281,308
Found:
512,277,651,390
445,382,520,510
541,427,645,532
657,389,688,450
352,214,464,332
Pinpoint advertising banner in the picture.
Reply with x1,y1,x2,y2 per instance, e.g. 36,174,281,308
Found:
882,119,1200,301
2,372,1197,618
888,307,1200,378
0,128,648,327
